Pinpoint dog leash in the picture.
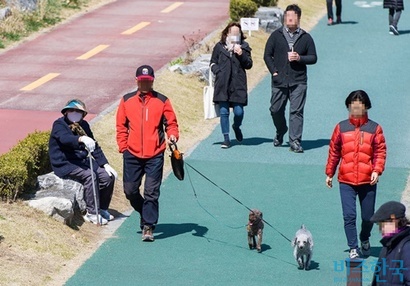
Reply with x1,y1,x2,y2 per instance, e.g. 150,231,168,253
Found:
186,166,245,229
185,161,292,242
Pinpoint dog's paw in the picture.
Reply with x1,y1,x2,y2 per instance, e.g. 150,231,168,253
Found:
257,247,261,253
248,244,254,250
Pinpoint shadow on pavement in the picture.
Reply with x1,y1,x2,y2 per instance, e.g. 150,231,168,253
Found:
154,223,209,239
302,139,330,151
213,137,273,147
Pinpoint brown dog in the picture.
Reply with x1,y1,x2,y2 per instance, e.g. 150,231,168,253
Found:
247,209,264,252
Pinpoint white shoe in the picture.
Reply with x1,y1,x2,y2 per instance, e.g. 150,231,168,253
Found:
100,209,114,221
83,212,108,225
361,240,371,256
349,248,360,259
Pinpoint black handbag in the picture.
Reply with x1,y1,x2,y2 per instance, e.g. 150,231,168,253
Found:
169,142,184,181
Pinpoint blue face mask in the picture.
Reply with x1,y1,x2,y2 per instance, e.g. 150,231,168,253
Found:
67,111,83,123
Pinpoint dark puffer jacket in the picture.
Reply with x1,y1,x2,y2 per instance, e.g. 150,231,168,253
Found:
210,41,252,105
326,114,387,185
372,227,410,286
384,0,404,10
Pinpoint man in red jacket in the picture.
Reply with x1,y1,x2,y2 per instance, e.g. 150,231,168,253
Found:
325,90,386,259
116,65,179,242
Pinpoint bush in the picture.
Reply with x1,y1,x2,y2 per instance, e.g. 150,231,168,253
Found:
229,0,258,22
251,0,278,7
0,131,51,201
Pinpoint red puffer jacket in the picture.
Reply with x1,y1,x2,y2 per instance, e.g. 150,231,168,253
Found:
116,90,179,158
326,114,386,185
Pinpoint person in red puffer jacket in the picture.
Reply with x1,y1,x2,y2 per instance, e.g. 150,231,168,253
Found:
325,90,387,259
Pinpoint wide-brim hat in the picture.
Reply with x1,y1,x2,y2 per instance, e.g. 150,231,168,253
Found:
370,201,406,223
61,99,88,116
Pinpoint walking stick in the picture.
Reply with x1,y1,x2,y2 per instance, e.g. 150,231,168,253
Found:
87,148,100,226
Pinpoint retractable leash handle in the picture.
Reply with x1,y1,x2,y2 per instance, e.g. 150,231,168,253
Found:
86,147,101,226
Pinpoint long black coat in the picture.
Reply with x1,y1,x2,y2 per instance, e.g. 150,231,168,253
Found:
384,0,404,10
210,41,252,106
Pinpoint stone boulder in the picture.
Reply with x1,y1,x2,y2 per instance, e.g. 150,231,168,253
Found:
26,173,86,224
6,0,37,12
255,7,284,33
0,7,12,21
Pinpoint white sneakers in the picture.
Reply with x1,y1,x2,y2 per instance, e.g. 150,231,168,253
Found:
83,212,108,225
349,248,360,259
100,209,114,221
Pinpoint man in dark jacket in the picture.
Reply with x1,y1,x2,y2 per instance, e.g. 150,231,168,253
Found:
370,201,410,285
263,4,317,153
49,99,117,225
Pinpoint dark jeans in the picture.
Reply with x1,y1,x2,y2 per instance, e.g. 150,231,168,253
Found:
219,101,244,135
68,164,115,214
122,151,164,227
270,83,307,143
327,0,342,20
339,183,376,249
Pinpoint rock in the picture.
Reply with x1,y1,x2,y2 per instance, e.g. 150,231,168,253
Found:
0,7,12,21
26,173,86,224
28,197,74,224
255,7,284,33
6,0,37,12
169,54,211,83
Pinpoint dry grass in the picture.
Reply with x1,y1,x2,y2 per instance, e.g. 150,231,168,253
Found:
0,1,327,285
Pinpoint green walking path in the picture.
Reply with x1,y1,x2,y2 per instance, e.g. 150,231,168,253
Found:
66,2,410,285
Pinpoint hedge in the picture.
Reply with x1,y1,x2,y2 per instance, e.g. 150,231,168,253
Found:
0,130,51,201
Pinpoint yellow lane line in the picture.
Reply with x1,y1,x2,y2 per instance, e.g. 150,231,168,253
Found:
121,22,151,35
161,2,183,13
77,44,109,60
20,73,60,91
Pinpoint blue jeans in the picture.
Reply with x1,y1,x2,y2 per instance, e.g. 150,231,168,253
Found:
339,183,376,249
219,101,244,135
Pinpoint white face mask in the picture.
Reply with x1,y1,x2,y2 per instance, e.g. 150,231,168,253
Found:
230,35,241,44
67,111,83,123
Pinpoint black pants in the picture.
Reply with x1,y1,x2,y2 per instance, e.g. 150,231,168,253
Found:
67,163,114,214
327,0,342,20
270,83,307,143
122,151,164,227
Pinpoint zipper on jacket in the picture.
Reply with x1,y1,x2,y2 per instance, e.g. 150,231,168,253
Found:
360,131,364,145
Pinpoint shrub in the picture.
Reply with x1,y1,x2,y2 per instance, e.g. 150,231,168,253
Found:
0,130,51,201
229,0,258,22
251,0,278,7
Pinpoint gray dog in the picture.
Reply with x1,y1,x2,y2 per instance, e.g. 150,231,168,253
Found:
247,209,264,252
291,224,314,270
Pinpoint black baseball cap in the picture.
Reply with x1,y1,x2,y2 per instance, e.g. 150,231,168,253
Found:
370,201,406,223
136,65,155,81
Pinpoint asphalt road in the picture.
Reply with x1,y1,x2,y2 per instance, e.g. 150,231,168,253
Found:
0,0,229,154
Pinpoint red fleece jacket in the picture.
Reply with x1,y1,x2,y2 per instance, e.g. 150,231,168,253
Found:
116,90,179,158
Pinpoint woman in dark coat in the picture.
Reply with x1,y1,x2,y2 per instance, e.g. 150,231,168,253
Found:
370,201,410,285
384,0,404,35
210,22,253,148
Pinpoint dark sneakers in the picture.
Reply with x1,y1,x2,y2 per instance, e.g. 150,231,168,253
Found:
389,25,399,35
142,225,154,242
273,127,288,147
273,134,284,147
289,140,304,153
221,141,231,149
232,125,243,142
